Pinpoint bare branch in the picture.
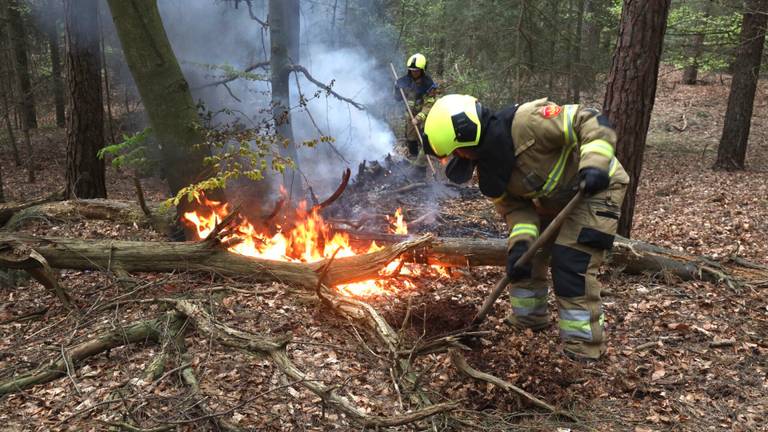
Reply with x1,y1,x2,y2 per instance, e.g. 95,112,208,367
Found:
289,64,365,110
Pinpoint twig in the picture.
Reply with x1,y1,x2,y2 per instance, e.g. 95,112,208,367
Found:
60,345,82,397
289,64,365,110
709,338,736,348
391,182,427,194
0,306,49,325
449,350,578,422
194,61,270,90
242,0,268,26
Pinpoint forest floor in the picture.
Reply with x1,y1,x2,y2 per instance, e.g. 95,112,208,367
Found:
0,70,766,431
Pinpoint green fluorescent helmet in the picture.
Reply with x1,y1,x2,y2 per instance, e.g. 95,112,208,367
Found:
407,53,427,70
423,94,482,157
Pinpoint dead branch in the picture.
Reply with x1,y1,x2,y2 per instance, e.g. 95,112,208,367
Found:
449,350,577,422
133,177,152,217
312,168,351,212
390,182,427,194
172,300,457,428
263,197,285,225
289,64,365,110
0,189,64,226
0,242,75,309
0,312,177,395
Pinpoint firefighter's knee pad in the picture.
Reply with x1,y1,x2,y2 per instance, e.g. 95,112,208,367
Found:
551,244,591,298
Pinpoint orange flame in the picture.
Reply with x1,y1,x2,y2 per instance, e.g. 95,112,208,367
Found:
182,196,449,297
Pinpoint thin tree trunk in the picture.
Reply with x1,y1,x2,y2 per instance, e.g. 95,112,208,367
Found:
5,0,36,129
571,0,586,102
0,38,20,166
46,0,66,128
99,10,116,145
582,0,601,88
602,0,671,238
2,0,35,181
64,0,106,199
1,93,19,166
682,32,706,84
270,0,301,199
713,0,768,171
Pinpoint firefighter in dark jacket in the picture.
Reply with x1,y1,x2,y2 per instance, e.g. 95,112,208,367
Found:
423,94,629,360
394,53,438,167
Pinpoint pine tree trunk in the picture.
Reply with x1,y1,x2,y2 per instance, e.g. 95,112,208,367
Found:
5,0,36,129
602,0,671,238
106,0,212,200
270,0,301,199
570,0,586,102
48,13,66,128
64,0,106,199
713,0,768,171
0,24,20,167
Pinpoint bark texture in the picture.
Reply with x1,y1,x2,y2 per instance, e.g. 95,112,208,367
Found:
47,0,66,128
602,0,671,237
4,0,36,129
106,0,211,199
270,0,301,197
64,0,106,199
713,0,768,170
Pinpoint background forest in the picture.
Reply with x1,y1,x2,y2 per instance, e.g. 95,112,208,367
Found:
0,0,766,431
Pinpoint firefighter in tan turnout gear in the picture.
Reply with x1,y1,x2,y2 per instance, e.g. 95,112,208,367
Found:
423,94,629,360
394,53,438,168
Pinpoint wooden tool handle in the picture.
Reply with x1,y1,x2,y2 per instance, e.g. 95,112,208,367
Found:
470,189,585,327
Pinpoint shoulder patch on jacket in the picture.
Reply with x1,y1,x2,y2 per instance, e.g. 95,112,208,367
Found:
538,105,562,119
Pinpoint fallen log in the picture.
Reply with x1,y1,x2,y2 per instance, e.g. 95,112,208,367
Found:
3,199,174,233
0,233,432,290
0,190,64,226
339,230,768,286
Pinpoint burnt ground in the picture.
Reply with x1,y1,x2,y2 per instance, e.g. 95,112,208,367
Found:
0,69,767,431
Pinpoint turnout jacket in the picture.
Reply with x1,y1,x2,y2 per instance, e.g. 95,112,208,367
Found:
394,74,438,121
491,98,630,249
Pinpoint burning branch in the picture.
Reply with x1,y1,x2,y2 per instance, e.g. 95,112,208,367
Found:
311,168,351,212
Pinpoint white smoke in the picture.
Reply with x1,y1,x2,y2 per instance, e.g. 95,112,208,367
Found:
157,0,399,196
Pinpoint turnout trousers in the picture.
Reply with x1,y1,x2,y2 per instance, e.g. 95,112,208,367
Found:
506,181,627,359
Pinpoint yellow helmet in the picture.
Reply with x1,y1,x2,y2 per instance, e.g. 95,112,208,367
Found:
406,53,427,70
424,94,482,157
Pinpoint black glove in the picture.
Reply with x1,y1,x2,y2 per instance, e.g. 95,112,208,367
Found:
579,167,610,194
506,241,532,281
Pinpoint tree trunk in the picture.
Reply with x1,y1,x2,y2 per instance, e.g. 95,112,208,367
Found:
602,0,671,238
713,0,768,171
270,0,301,199
0,39,20,166
47,1,66,128
106,0,212,201
4,0,36,130
570,0,586,102
1,230,765,290
64,0,107,199
581,0,601,87
339,231,768,286
682,33,706,85
0,233,432,290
